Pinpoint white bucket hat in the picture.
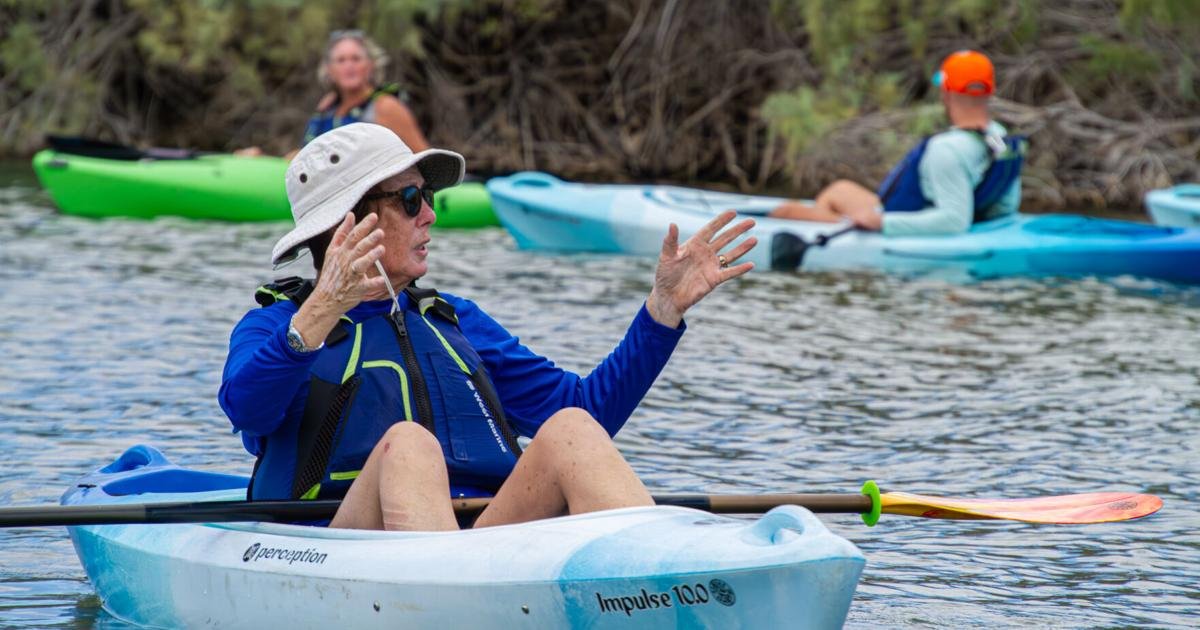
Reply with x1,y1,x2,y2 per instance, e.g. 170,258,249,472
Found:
272,122,465,265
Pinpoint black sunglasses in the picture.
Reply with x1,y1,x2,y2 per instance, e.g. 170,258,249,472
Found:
361,185,436,218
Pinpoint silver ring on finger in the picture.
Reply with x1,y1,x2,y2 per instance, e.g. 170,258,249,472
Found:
718,254,729,269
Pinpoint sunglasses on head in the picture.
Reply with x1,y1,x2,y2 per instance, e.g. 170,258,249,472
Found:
329,29,366,42
361,184,436,218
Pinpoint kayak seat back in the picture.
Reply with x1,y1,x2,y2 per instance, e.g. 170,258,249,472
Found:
99,444,172,473
97,444,249,496
509,172,562,188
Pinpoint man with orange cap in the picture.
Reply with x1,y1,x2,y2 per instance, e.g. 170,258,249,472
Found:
770,50,1024,235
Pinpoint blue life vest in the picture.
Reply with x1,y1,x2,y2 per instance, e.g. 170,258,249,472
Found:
876,130,1027,223
301,83,404,146
249,278,521,501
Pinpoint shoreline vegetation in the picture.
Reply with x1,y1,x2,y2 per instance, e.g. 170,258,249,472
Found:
1,0,1197,212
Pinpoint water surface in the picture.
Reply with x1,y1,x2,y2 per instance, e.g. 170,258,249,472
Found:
0,161,1196,627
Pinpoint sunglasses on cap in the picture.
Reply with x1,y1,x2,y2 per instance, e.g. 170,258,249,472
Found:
361,184,436,218
329,29,366,41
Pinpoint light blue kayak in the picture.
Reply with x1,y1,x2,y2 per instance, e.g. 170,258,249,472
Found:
1146,184,1200,228
488,172,1200,285
62,446,864,628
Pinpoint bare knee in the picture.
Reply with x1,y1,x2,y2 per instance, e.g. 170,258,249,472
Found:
829,179,858,191
818,179,857,201
376,421,441,461
534,408,610,445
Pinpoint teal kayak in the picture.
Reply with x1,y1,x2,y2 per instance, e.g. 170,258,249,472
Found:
488,172,1200,284
61,445,864,628
1146,184,1200,228
32,139,499,227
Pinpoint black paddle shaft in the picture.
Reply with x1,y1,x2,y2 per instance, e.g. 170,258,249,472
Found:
45,135,198,161
1,493,875,528
0,500,343,527
452,493,874,517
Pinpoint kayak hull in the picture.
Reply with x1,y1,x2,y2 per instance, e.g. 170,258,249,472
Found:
31,150,499,227
1146,185,1200,228
64,446,864,628
33,149,291,222
488,172,1200,284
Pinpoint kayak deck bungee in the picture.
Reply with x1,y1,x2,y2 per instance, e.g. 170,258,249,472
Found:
31,148,499,227
1146,184,1200,228
63,446,864,628
487,172,1200,284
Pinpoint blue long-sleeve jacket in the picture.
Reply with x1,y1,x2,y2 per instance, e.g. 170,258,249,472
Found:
219,292,685,485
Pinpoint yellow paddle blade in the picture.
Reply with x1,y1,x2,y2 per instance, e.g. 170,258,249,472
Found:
879,491,1163,524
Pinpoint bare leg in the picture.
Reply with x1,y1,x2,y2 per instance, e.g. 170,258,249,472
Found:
329,421,459,531
820,180,883,227
768,200,842,222
770,179,881,226
472,408,653,528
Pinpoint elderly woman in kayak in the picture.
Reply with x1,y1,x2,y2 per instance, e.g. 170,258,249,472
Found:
238,30,428,158
219,123,757,531
770,50,1024,235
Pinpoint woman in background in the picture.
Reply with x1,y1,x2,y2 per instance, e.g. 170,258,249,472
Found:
238,30,427,158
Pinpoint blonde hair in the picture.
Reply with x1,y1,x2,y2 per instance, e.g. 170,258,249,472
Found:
317,31,389,89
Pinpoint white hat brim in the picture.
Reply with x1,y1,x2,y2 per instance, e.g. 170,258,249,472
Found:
271,147,465,265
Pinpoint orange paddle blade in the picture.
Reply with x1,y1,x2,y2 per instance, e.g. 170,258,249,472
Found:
879,491,1163,524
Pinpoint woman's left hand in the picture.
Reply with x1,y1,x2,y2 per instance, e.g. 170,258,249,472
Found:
646,210,757,328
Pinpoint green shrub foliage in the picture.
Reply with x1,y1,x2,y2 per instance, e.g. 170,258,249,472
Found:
1,0,1196,209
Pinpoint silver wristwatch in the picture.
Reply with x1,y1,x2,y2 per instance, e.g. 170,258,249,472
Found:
286,316,324,353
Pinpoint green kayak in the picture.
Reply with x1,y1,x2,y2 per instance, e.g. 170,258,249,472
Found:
31,141,498,228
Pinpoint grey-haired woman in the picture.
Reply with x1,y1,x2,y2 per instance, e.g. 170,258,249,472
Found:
221,123,758,531
238,30,427,158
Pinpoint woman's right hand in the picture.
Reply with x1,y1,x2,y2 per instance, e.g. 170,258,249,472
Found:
291,213,387,347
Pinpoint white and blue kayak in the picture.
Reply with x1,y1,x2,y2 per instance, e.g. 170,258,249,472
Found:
1146,184,1200,228
62,446,864,628
488,172,1200,285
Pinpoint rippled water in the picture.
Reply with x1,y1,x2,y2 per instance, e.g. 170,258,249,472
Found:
1,160,1197,627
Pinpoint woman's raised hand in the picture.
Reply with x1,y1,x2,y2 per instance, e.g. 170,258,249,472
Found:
646,211,757,328
290,213,389,348
311,212,389,313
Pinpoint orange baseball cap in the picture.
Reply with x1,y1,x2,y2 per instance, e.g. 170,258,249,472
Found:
931,50,994,96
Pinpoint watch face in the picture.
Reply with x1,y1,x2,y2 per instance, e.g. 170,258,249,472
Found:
287,326,310,352
287,318,322,353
